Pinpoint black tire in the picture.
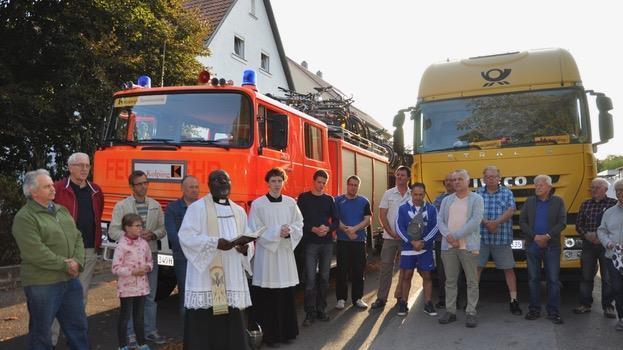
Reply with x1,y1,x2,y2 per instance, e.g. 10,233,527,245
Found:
155,265,177,301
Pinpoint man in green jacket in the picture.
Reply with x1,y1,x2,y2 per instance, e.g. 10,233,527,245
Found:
12,169,88,349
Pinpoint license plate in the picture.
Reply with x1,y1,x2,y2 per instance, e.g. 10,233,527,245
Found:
157,254,174,266
511,240,524,250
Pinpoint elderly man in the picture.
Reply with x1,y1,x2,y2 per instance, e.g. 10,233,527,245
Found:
597,179,623,331
50,152,104,346
12,169,88,349
520,175,566,324
574,178,617,317
476,165,521,315
178,170,255,349
109,170,166,346
437,169,484,328
433,172,456,309
165,175,201,316
370,166,412,310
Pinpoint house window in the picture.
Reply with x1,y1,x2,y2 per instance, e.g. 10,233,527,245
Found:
304,123,323,160
260,53,270,72
234,36,245,59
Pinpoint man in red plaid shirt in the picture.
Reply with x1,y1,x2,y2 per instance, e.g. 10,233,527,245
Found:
573,178,618,317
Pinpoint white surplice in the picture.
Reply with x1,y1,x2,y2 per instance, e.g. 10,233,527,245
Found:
178,197,254,310
249,195,303,288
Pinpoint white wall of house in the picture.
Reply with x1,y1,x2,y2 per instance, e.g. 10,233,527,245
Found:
197,0,289,95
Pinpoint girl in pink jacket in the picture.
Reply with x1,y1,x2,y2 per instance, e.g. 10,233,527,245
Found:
112,213,152,350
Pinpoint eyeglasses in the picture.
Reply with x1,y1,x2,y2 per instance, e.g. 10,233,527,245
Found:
133,181,149,187
71,163,91,169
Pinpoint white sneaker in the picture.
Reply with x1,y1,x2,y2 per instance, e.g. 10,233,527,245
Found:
336,299,346,309
355,299,369,309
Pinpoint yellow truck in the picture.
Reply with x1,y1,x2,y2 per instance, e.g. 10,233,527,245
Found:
394,48,615,277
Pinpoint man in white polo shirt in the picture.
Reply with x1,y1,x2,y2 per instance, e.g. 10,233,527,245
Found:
371,166,411,309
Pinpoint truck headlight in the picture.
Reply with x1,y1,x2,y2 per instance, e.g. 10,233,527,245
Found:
563,237,582,249
564,238,575,248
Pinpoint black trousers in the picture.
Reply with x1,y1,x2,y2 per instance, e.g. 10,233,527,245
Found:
336,240,367,302
249,286,298,344
118,296,146,347
184,307,250,350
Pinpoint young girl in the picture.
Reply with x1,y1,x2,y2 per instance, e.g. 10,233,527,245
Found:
112,213,152,350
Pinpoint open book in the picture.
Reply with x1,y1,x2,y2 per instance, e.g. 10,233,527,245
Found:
229,226,266,246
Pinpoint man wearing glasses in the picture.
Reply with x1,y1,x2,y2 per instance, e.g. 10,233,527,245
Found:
109,170,167,347
50,152,104,347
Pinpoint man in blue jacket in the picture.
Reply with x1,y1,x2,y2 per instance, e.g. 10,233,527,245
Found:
395,182,439,317
165,175,200,316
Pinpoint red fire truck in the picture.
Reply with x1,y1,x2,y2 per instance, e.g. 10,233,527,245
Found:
94,71,390,298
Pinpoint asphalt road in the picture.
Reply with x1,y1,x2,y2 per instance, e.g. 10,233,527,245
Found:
1,256,621,350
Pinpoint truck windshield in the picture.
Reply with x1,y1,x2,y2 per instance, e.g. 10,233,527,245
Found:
106,92,253,147
414,89,589,152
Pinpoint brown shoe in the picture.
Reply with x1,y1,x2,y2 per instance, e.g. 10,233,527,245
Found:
572,305,591,314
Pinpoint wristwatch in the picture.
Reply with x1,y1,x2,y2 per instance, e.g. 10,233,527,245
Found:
545,234,552,240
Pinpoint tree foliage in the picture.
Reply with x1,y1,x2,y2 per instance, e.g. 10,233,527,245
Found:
0,0,209,265
597,154,623,172
0,0,210,179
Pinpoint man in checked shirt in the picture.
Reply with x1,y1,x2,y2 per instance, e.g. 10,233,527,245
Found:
573,177,618,318
475,165,521,315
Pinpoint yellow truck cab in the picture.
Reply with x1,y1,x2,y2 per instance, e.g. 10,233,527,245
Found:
396,48,614,277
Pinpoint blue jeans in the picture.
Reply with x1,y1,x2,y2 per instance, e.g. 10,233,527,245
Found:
174,256,187,316
579,240,614,308
24,278,88,350
304,243,333,313
128,253,158,337
526,242,561,315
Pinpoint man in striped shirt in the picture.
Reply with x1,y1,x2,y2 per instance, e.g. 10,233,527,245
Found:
395,182,439,316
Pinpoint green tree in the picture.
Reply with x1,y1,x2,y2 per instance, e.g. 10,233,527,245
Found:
597,155,623,172
0,0,209,265
0,0,210,178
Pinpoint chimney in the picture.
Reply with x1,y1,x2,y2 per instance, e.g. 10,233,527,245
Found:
316,70,323,78
301,61,308,69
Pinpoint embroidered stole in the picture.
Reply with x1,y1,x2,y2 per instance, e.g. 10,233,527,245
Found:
204,194,245,315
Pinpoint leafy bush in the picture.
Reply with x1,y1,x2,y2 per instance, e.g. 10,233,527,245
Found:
0,175,25,266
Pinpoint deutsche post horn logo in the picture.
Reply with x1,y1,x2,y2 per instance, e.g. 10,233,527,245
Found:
481,68,511,87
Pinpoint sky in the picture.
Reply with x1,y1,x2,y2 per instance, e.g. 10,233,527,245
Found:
270,0,621,159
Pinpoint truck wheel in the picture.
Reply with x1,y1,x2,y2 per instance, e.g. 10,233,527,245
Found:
156,266,177,301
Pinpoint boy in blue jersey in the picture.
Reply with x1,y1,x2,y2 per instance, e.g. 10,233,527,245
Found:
395,182,439,316
335,175,372,310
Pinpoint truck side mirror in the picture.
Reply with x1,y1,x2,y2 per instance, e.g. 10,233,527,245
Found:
393,112,405,154
597,95,614,142
393,127,404,154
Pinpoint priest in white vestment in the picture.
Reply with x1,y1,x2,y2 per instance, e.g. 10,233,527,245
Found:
179,170,254,350
249,168,304,346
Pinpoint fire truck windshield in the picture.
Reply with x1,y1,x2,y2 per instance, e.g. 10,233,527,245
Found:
413,88,590,152
105,91,253,147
